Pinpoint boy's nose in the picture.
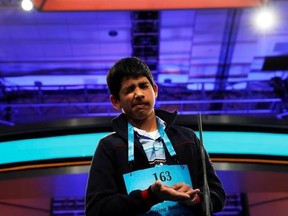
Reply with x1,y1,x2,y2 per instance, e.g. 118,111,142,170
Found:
135,88,144,98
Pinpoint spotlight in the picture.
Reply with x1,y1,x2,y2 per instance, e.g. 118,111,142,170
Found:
252,6,278,32
21,0,34,11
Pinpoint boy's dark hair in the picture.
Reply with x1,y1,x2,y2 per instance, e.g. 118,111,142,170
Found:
106,57,155,99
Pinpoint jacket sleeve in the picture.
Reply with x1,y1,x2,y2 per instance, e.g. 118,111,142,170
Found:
171,126,227,214
85,138,161,216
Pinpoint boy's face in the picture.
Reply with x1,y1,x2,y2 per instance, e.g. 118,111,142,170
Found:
110,76,158,121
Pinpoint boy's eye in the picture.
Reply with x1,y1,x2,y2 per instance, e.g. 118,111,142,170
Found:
139,83,149,89
125,86,135,94
122,82,149,94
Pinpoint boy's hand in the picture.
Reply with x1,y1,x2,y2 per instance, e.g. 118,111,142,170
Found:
151,180,190,201
151,181,200,206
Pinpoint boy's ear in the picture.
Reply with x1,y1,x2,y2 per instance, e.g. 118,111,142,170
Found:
110,95,121,109
153,83,158,98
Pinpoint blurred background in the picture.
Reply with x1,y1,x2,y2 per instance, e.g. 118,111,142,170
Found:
1,0,288,124
0,0,288,215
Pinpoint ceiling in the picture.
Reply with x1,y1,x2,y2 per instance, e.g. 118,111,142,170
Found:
0,0,288,125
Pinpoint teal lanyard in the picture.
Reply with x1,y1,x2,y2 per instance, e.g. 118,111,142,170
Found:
127,118,177,164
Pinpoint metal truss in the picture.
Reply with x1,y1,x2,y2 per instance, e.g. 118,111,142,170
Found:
0,0,19,7
0,80,285,125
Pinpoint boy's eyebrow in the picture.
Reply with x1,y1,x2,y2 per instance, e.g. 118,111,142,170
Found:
139,80,149,85
121,83,135,92
122,80,149,90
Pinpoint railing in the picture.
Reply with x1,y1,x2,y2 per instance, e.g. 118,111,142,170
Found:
0,80,286,125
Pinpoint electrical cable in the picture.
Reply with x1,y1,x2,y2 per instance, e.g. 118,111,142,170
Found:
197,113,212,216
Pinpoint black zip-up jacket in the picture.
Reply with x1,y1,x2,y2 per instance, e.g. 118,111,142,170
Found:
85,109,226,216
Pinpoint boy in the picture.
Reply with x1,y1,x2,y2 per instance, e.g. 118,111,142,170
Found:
85,57,226,216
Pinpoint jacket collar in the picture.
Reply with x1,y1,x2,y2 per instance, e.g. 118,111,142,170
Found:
111,109,178,140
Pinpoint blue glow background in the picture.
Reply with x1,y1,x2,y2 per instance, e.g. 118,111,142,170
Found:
0,131,287,165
